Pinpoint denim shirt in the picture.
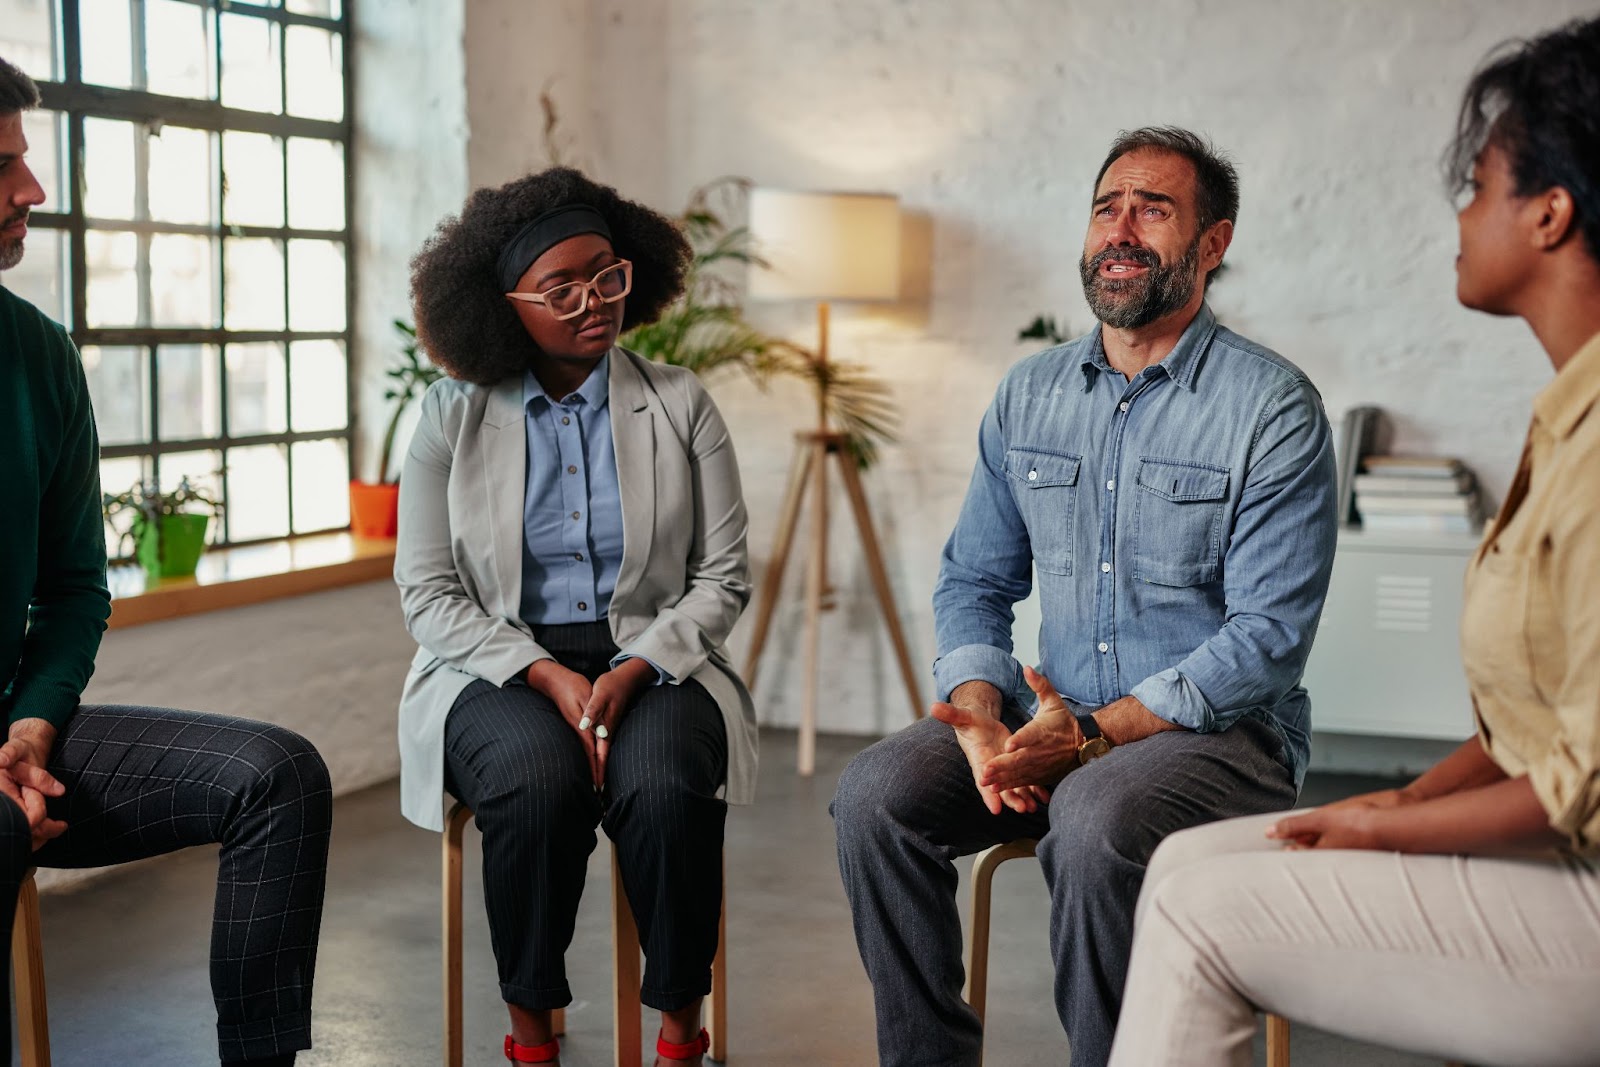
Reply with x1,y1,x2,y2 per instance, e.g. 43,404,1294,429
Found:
932,305,1338,788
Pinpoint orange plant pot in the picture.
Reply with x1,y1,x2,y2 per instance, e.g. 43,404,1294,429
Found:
349,480,400,538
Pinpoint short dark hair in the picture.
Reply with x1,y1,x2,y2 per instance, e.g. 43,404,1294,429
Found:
409,167,691,385
1094,126,1240,233
1444,16,1600,263
0,54,41,116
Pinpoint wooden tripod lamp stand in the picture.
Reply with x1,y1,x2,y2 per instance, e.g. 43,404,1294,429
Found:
741,188,924,775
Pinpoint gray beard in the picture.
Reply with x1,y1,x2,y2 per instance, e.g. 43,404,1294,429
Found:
1080,237,1202,330
0,237,23,272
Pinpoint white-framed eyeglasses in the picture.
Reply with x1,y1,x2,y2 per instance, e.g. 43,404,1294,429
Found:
505,260,633,320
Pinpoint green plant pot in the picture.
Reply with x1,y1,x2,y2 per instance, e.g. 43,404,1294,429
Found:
134,513,211,580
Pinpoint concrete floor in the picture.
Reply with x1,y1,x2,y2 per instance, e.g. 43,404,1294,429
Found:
19,727,1437,1066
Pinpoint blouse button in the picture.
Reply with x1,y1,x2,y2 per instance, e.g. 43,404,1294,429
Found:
561,416,571,425
577,601,588,611
567,465,578,474
571,511,581,520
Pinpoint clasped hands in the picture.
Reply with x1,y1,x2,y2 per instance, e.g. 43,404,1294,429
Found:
526,657,657,788
0,720,67,851
932,666,1088,817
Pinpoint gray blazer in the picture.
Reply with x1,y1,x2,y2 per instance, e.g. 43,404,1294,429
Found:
393,348,758,831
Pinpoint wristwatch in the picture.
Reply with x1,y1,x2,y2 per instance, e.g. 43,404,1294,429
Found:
1075,714,1113,766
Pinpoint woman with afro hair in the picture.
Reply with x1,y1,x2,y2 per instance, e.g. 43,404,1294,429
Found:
394,167,758,1066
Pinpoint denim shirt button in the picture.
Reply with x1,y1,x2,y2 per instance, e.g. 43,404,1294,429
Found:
1119,402,1130,412
1106,479,1116,491
1101,561,1111,573
1097,641,1109,653
1028,470,1038,481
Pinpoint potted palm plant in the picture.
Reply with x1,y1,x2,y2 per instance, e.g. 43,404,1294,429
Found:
349,319,443,537
102,475,224,581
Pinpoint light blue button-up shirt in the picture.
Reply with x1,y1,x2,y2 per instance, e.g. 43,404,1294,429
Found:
518,355,668,683
932,305,1338,787
520,356,623,627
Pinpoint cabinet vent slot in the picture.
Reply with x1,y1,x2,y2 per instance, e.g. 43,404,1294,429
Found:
1374,575,1432,633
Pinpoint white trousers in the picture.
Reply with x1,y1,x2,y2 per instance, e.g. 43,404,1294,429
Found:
1107,812,1600,1067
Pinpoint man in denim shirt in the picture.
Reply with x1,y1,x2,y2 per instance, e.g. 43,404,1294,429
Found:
833,127,1338,1066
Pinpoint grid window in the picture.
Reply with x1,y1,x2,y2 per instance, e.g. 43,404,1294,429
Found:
0,0,354,553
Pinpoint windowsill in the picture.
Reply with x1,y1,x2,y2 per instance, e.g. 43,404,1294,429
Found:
106,532,397,630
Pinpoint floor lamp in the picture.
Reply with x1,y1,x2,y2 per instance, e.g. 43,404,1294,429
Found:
741,188,924,775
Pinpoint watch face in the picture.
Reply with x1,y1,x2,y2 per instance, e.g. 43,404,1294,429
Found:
1079,737,1112,764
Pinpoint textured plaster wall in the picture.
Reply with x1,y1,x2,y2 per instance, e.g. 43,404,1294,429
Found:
464,0,1597,738
350,0,469,482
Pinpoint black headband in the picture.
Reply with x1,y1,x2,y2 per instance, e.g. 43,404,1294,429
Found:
497,204,614,292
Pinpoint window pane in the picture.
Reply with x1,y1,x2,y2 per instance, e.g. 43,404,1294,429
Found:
157,344,221,442
286,138,344,230
221,131,284,228
291,438,349,533
289,340,346,432
150,234,217,327
225,444,289,541
85,230,138,327
100,455,148,559
286,0,339,18
226,342,288,436
223,238,285,330
160,449,225,545
0,0,60,81
148,125,216,226
284,25,343,122
145,0,215,100
80,0,133,89
0,227,68,325
21,109,64,208
81,345,150,446
287,239,344,330
83,117,137,220
219,13,282,114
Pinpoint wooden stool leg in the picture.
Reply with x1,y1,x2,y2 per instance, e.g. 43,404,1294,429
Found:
613,846,643,1067
707,853,728,1061
443,804,471,1067
1265,1013,1290,1067
552,1006,566,1037
13,869,50,1067
964,841,1039,1067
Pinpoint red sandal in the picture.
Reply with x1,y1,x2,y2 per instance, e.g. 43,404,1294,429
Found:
656,1028,710,1063
505,1034,561,1063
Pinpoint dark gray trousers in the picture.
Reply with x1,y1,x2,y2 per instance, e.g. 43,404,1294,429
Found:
444,620,728,1013
0,703,332,1064
832,710,1295,1067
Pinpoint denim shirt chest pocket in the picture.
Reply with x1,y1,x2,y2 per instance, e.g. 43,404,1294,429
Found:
1005,447,1081,575
1134,457,1231,586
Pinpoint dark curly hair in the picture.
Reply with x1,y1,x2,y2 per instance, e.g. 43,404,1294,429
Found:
1444,16,1600,263
409,167,691,384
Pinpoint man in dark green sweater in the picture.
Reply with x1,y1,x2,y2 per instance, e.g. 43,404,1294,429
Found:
0,57,331,1067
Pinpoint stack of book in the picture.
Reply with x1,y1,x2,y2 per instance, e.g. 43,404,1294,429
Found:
1354,456,1481,534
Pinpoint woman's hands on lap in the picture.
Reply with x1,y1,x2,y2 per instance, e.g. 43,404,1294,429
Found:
586,658,658,784
526,660,600,786
1268,786,1420,850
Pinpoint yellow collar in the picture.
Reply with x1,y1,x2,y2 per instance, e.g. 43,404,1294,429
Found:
1533,330,1600,439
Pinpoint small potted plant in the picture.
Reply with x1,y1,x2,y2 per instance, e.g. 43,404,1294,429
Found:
102,475,224,581
349,319,443,537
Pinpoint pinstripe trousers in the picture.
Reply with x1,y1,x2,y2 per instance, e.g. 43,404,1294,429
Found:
0,703,332,1065
444,620,728,1013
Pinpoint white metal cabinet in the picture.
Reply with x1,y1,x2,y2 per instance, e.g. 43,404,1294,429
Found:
1302,529,1481,740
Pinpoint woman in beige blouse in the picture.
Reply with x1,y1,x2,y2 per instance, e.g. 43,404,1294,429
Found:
1108,17,1600,1067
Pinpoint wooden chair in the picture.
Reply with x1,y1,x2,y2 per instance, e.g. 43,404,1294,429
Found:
12,868,51,1067
443,802,728,1067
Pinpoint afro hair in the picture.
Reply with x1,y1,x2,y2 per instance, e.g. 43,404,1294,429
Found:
409,167,691,385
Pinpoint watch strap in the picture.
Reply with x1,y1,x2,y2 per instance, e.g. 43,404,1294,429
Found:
1075,713,1103,741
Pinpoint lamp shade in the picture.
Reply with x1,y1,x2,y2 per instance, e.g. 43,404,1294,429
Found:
746,189,901,302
